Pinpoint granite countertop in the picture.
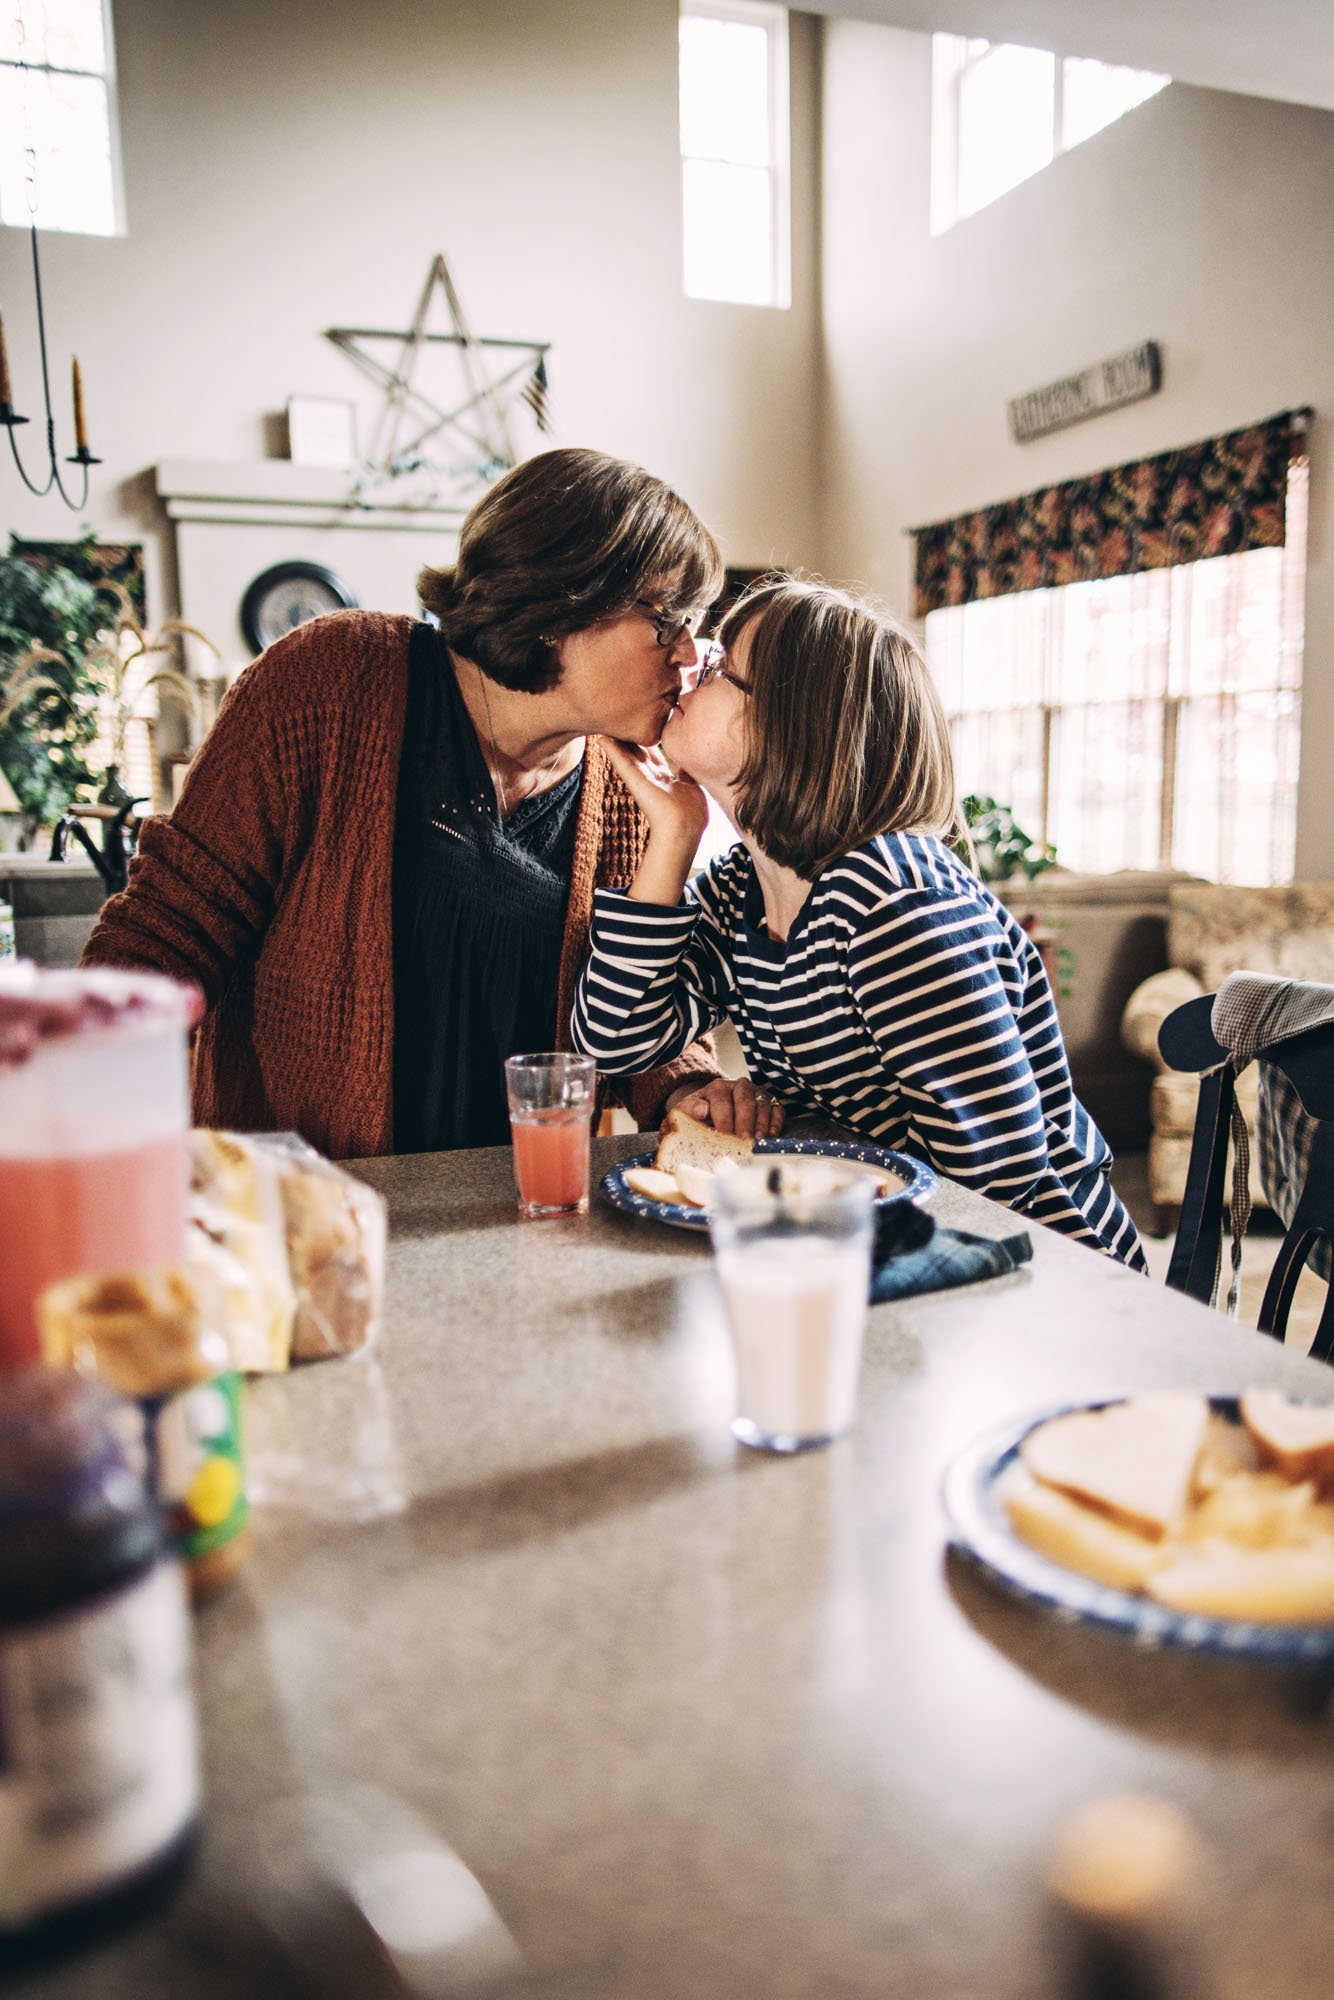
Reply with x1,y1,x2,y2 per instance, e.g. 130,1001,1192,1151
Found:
18,1138,1334,2000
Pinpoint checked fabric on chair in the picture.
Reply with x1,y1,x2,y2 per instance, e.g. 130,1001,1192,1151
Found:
1160,973,1334,1364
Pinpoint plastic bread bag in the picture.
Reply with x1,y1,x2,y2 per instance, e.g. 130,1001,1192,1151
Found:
257,1132,388,1363
191,1128,388,1368
189,1129,387,1369
188,1130,298,1372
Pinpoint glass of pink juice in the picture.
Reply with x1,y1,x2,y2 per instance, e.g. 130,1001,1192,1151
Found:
503,1053,596,1218
0,965,200,1368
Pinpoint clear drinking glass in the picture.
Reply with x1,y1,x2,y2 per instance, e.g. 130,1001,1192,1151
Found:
709,1166,875,1452
0,964,199,1368
503,1053,597,1219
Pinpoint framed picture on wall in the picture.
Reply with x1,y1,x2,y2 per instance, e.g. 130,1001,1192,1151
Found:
286,396,359,469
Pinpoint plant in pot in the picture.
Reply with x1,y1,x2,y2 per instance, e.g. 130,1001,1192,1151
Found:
0,537,105,849
958,793,1058,888
956,794,1072,997
0,544,215,865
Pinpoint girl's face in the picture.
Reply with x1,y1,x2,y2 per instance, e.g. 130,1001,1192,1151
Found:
660,618,754,799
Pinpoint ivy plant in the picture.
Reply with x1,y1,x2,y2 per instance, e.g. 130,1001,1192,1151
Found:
0,536,107,845
958,793,1059,887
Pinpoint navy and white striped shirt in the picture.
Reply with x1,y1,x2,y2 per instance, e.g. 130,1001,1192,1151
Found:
573,832,1146,1268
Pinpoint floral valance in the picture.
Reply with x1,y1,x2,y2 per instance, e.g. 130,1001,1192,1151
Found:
912,407,1312,618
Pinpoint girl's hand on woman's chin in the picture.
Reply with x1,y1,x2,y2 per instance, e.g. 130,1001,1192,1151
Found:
603,737,710,852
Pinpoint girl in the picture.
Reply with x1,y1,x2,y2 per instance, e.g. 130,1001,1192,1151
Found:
572,577,1146,1268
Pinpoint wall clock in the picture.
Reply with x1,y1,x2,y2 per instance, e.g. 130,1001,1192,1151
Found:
240,561,360,654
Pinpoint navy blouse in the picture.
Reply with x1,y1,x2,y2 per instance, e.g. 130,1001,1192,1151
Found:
392,623,584,1151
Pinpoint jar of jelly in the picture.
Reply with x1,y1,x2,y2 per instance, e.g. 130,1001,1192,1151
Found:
0,1368,200,1956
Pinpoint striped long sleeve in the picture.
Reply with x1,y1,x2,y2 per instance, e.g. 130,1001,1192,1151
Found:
571,888,733,1070
572,834,1145,1267
845,887,1097,1230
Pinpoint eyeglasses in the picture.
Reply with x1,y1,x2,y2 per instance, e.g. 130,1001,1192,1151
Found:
695,641,751,696
636,599,704,649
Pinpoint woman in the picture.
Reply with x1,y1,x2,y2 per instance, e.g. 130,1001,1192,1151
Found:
572,576,1146,1267
82,449,781,1158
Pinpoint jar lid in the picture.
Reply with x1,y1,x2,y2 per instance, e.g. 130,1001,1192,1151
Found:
0,1366,127,1515
0,962,203,1069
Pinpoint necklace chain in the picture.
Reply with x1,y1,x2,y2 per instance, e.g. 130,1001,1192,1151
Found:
474,664,568,822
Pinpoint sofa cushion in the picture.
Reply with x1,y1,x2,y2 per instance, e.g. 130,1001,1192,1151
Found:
1121,966,1206,1071
1148,1131,1268,1212
1150,1063,1260,1140
1168,885,1334,993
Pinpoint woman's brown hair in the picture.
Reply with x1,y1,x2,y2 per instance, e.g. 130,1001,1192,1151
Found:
719,576,962,877
417,447,723,694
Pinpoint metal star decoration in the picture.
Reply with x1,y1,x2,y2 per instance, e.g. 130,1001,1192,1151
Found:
325,254,551,510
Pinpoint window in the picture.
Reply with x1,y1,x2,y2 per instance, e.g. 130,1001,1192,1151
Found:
1,0,121,236
931,35,1168,234
679,0,789,308
927,461,1308,886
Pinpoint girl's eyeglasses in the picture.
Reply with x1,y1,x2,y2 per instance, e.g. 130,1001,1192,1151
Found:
695,642,751,696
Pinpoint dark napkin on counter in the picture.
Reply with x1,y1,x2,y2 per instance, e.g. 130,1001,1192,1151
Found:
870,1201,1032,1303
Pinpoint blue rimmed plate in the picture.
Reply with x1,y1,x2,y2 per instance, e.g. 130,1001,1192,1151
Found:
943,1396,1334,1664
600,1136,936,1234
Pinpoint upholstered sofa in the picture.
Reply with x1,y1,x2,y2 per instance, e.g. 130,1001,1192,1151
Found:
1120,884,1334,1230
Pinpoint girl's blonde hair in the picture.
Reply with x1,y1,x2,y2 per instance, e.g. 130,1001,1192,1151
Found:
718,575,962,876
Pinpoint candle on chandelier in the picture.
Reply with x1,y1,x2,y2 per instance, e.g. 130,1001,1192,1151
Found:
0,312,12,408
72,357,88,452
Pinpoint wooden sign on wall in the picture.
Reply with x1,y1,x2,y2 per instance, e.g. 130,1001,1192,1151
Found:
1007,341,1162,443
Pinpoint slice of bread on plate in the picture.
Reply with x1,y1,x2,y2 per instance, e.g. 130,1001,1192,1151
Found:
1001,1467,1163,1592
624,1165,685,1203
1147,1542,1334,1623
654,1108,756,1178
1018,1391,1210,1541
1239,1390,1334,1486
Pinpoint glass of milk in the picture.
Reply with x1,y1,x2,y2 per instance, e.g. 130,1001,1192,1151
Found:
708,1164,875,1452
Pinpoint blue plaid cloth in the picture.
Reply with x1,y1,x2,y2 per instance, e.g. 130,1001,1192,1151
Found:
870,1216,1033,1302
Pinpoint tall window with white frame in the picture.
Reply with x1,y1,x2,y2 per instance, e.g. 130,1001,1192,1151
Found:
927,461,1308,888
1,0,122,236
931,34,1168,235
679,0,790,308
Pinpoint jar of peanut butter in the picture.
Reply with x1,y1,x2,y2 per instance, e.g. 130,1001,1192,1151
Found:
0,1368,200,1956
37,1267,251,1604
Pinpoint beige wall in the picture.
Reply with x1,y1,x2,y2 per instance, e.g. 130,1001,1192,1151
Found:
1,0,822,664
817,21,1334,879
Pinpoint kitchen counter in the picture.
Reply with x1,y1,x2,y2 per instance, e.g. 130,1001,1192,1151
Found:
18,1137,1334,1999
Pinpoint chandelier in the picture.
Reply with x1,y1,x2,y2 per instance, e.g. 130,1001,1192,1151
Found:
1,7,98,511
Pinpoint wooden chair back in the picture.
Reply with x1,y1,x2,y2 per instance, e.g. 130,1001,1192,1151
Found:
1159,992,1334,1363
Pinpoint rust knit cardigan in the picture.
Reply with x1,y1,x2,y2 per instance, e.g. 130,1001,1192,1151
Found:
81,611,719,1158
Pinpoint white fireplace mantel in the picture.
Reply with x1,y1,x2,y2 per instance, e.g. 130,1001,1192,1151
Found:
155,459,467,533
154,462,461,669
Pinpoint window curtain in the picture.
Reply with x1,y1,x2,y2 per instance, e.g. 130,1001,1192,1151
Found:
912,407,1312,618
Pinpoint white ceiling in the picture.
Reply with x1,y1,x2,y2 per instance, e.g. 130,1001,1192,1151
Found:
804,0,1334,114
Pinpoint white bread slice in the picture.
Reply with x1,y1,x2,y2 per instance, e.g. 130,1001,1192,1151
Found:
1192,1411,1260,1497
654,1108,755,1178
1019,1391,1210,1541
672,1163,714,1208
1002,1469,1163,1592
1239,1391,1334,1487
624,1166,685,1203
1147,1542,1334,1623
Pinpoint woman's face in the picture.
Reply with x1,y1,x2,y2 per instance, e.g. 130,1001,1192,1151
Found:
660,619,753,798
552,596,704,746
